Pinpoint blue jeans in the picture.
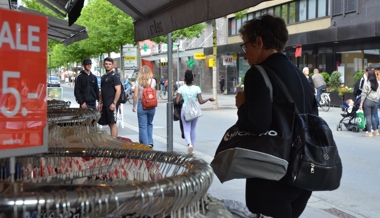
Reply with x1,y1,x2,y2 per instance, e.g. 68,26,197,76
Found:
363,99,378,132
137,100,156,145
373,99,380,130
181,108,198,146
316,84,326,104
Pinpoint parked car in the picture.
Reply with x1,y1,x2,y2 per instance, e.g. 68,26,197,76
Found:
47,76,60,87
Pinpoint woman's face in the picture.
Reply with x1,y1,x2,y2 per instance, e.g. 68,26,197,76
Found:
242,34,262,66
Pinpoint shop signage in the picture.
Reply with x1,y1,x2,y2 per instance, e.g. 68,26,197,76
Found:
0,8,48,157
223,55,234,65
209,58,215,67
194,52,206,59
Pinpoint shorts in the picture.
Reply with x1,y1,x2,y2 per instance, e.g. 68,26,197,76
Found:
98,105,118,125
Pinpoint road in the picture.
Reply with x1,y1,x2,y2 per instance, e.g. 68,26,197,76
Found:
61,84,380,218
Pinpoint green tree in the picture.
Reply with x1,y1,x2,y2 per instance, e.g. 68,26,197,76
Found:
150,23,207,44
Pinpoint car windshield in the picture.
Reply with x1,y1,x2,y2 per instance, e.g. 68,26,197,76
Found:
48,76,59,81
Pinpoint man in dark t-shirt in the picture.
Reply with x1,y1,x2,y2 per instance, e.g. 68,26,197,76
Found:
97,57,121,137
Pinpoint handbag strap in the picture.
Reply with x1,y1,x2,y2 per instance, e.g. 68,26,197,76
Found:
254,65,301,114
254,65,273,102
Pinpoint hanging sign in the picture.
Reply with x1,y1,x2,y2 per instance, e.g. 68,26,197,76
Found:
209,58,215,67
0,8,48,158
223,55,234,66
194,52,206,59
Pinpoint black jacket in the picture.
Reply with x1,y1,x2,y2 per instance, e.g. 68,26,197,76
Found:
237,53,318,134
74,71,99,106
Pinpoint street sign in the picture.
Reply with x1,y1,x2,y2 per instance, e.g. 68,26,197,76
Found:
123,46,137,69
0,8,48,158
194,52,206,59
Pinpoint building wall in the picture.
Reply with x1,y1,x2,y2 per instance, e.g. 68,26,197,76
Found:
332,1,380,26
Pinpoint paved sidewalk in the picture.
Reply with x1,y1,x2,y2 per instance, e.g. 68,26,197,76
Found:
61,83,350,218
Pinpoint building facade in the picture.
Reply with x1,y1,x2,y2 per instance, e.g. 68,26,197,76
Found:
204,0,380,93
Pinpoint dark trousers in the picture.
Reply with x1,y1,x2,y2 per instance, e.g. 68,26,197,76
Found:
246,178,312,218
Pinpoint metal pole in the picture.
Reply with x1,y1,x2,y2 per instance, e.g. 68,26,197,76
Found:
49,52,52,81
177,43,180,88
167,33,173,152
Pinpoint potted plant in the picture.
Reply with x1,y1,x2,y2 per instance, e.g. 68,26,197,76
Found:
327,71,342,107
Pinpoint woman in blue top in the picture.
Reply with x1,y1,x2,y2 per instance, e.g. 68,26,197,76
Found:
175,70,214,155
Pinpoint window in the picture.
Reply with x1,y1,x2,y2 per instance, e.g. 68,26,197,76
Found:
332,0,343,16
282,4,288,24
318,0,328,17
346,0,357,13
299,0,307,21
308,0,316,19
274,6,281,17
230,18,236,35
267,8,274,16
289,2,296,24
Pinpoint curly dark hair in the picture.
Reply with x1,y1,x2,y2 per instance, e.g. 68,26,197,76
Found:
184,70,193,85
239,14,288,51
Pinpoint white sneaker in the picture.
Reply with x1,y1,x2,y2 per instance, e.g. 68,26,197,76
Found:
187,144,194,155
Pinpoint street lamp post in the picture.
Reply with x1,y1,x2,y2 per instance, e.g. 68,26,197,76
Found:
177,43,179,88
48,50,52,83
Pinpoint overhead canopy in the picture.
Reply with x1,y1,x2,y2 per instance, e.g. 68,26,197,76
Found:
18,6,88,46
109,0,271,41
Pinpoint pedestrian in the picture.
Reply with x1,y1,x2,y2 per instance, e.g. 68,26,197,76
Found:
374,69,380,129
302,67,315,94
359,69,380,137
219,76,225,93
123,74,132,98
236,15,317,217
312,68,326,104
97,57,122,137
74,58,99,109
159,75,165,92
132,66,157,147
175,70,214,155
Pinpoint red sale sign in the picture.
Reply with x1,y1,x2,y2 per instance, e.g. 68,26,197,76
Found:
0,8,47,154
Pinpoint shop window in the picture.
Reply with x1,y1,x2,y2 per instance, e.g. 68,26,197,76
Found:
332,0,343,16
346,0,357,13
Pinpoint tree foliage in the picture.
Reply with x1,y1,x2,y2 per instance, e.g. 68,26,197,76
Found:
150,23,207,44
24,0,207,69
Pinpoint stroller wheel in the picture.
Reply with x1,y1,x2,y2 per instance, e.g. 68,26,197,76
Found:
352,126,359,132
336,124,342,131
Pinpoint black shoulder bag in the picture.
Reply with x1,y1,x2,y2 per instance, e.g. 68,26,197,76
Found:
263,66,343,191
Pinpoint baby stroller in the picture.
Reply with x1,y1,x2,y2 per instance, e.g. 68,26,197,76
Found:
337,96,361,132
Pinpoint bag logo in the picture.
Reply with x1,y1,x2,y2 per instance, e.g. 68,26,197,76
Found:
323,153,330,160
149,94,154,98
224,130,278,141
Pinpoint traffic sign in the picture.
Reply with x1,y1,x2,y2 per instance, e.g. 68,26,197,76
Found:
0,8,48,157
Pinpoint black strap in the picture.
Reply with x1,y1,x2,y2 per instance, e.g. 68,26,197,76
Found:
254,65,301,114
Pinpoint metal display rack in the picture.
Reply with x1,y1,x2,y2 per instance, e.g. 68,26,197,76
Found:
0,108,213,217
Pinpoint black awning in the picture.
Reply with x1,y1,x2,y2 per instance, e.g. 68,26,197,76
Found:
18,6,88,46
108,0,272,41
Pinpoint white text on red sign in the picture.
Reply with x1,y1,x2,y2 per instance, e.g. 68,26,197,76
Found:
0,22,41,52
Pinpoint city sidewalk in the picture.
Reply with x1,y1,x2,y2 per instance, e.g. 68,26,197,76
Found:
61,83,343,218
